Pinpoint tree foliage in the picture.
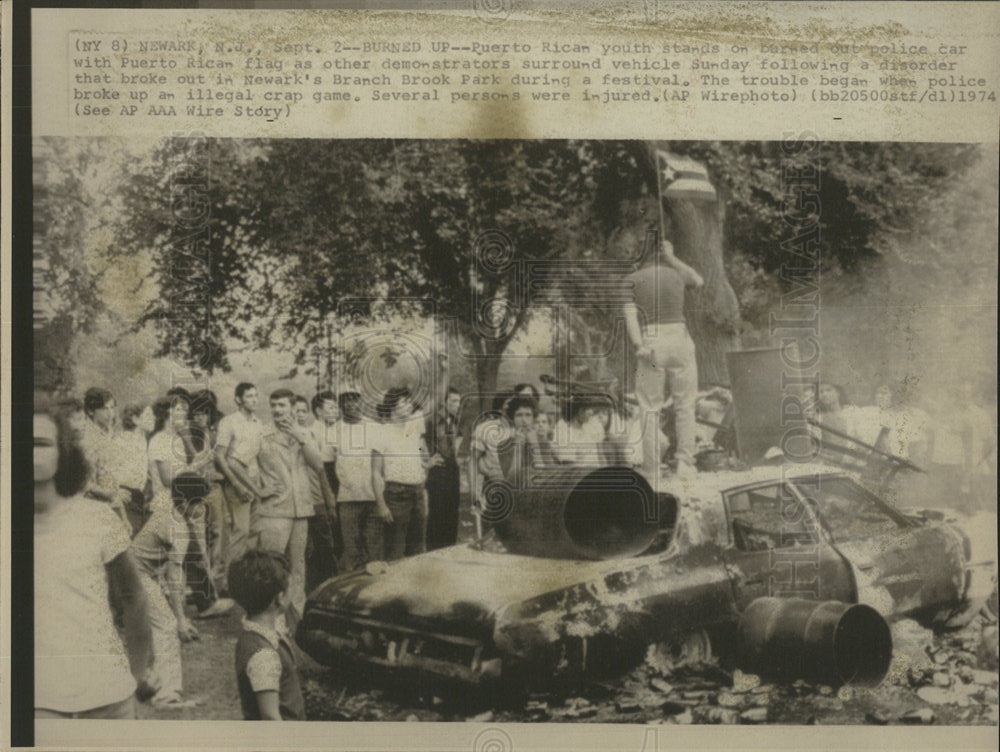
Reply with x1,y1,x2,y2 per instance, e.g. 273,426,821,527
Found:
91,138,992,398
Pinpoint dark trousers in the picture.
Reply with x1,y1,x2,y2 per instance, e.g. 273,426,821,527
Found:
383,482,426,561
425,462,460,550
339,501,384,571
306,508,340,593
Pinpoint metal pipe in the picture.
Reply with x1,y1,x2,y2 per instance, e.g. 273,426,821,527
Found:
738,597,892,687
494,465,660,560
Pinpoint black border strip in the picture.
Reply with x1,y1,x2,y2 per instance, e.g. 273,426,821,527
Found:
11,0,34,745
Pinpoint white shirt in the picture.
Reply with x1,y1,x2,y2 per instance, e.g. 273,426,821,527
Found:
147,430,189,507
552,419,604,465
373,415,426,485
331,419,378,502
308,421,339,464
35,496,136,712
110,429,149,490
216,410,264,474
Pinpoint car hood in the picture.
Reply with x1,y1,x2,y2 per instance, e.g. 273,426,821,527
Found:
307,544,658,636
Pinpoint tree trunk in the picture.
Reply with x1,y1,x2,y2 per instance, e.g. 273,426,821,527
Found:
471,336,504,414
644,143,742,387
669,198,741,387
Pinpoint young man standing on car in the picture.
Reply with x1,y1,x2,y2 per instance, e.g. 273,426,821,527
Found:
623,238,704,485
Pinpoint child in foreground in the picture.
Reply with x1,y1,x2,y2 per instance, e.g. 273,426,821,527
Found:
228,550,306,720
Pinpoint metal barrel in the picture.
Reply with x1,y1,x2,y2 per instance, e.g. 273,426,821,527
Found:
492,465,660,560
738,597,892,687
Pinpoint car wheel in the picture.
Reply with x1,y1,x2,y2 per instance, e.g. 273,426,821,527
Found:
647,629,714,674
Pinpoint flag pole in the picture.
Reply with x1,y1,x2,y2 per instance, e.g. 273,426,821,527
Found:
655,147,667,253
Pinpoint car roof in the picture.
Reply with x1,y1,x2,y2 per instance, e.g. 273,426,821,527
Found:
657,462,850,499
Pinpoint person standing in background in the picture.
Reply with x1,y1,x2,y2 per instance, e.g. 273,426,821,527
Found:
469,392,514,536
303,391,340,592
425,387,462,550
255,389,325,625
292,396,314,431
113,403,155,536
334,391,384,570
147,393,214,514
81,387,129,516
372,388,433,560
215,383,265,576
189,390,236,615
957,379,997,512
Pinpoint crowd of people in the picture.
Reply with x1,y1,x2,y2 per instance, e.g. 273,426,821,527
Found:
32,362,996,720
35,372,674,720
29,231,994,721
810,377,996,510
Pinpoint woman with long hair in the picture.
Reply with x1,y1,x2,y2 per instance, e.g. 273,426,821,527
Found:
147,393,213,514
34,399,158,718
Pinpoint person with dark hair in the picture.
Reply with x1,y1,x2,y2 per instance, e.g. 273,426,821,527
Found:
110,403,155,536
129,473,213,709
623,238,704,484
147,393,213,514
513,382,540,401
80,386,126,510
187,389,235,615
552,394,605,465
333,391,383,570
424,386,462,550
499,394,552,483
812,382,863,463
35,403,159,719
468,392,514,532
254,389,326,624
292,395,312,428
372,388,432,560
229,550,305,721
215,382,265,579
304,391,340,591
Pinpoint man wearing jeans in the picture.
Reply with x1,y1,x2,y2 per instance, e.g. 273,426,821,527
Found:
254,389,325,623
623,239,704,485
334,391,384,570
372,388,431,561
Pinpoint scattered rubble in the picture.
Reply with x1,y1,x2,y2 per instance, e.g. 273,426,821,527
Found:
740,707,768,724
300,613,999,725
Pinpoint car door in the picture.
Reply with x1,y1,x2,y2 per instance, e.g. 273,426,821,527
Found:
721,481,855,611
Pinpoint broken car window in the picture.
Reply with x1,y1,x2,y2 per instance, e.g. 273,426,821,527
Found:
791,476,903,542
725,483,817,552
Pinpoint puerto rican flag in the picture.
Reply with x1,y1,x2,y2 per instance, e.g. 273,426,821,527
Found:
657,150,717,202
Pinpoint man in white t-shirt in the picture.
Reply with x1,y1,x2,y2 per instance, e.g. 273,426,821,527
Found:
372,388,432,561
34,403,158,719
214,383,265,574
333,391,384,570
